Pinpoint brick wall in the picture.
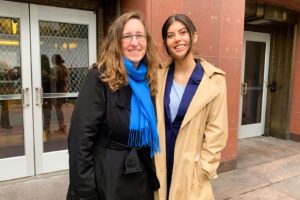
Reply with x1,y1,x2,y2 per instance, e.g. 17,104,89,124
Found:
122,0,246,172
290,19,300,142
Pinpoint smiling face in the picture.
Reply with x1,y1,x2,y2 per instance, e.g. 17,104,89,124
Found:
165,20,197,61
121,18,147,67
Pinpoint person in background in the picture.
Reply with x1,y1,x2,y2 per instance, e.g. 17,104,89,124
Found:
51,54,68,134
41,54,52,138
67,11,160,200
154,14,228,200
0,99,11,129
0,62,20,129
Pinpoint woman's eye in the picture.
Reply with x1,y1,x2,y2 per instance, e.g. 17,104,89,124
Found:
181,30,187,34
123,35,132,40
136,34,145,40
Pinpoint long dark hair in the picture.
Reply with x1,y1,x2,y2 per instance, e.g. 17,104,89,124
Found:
161,14,197,58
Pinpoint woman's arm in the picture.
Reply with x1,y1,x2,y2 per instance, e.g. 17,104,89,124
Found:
68,68,106,199
200,74,228,180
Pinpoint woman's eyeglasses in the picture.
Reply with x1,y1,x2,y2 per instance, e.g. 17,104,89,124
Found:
122,34,146,42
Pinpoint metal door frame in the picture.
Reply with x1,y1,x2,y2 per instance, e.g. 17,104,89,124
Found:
0,0,34,181
30,4,96,174
239,31,270,139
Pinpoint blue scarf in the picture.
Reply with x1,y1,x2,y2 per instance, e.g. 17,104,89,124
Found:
123,57,160,158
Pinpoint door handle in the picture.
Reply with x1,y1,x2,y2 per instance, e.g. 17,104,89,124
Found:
35,87,43,106
21,88,30,107
269,81,277,93
241,83,248,95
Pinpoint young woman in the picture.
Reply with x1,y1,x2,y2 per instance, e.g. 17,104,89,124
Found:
154,14,228,200
67,11,160,200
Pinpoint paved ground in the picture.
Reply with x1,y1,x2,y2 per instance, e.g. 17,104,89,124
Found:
212,136,300,200
0,136,300,200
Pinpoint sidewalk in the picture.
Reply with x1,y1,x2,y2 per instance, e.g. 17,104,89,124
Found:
212,136,300,200
1,136,300,200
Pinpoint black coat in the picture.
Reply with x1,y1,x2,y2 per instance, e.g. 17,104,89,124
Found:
67,67,159,200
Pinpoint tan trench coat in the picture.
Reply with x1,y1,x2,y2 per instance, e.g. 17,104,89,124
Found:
154,58,228,200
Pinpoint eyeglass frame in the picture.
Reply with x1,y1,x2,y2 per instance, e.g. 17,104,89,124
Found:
121,33,146,42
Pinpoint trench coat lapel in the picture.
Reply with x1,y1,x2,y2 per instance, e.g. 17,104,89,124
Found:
156,63,220,131
155,58,224,145
180,57,226,129
180,73,220,129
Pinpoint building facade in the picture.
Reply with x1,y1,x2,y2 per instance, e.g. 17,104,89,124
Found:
0,0,299,182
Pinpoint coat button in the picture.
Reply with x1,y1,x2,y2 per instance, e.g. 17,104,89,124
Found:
70,190,75,196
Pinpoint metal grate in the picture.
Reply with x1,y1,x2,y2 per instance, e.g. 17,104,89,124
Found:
67,67,88,92
0,17,21,95
0,19,90,95
39,21,89,93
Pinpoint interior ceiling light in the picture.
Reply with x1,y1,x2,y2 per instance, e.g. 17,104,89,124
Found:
0,39,19,46
247,19,272,25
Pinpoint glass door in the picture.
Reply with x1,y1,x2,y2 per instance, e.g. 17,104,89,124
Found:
0,1,96,181
239,31,270,139
30,4,96,174
0,1,34,181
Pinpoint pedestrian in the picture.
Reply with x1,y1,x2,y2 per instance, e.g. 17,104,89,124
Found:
51,54,68,134
67,11,160,200
154,14,228,200
41,54,52,138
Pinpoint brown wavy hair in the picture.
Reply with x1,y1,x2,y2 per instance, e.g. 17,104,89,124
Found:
97,11,159,96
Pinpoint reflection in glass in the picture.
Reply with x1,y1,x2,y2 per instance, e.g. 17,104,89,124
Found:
0,100,24,158
40,21,89,152
0,17,24,159
51,54,68,134
242,41,265,125
41,54,51,136
43,97,76,152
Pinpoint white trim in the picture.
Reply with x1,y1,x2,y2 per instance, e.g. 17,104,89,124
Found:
30,4,97,174
239,31,270,139
0,157,29,181
0,0,35,180
42,150,69,173
0,1,97,180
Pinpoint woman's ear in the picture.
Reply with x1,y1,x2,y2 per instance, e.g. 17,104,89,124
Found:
193,32,198,44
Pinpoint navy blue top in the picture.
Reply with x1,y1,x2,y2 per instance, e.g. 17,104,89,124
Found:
164,60,204,192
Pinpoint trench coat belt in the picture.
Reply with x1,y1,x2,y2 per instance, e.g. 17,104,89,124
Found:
96,137,143,174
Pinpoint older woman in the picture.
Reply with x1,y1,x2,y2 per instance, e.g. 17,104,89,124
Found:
67,11,160,200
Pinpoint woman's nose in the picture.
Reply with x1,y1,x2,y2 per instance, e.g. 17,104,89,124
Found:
130,36,139,45
174,33,181,42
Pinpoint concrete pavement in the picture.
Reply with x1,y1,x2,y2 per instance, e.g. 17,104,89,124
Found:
0,136,300,199
212,136,300,200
